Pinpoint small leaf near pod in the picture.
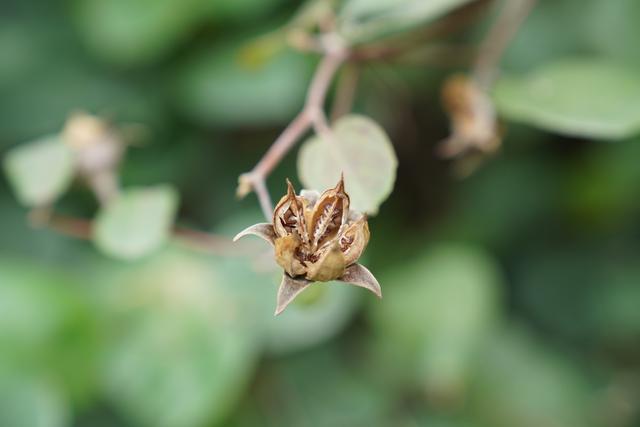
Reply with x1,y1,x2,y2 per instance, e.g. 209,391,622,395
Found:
339,263,382,298
276,274,312,316
233,222,276,246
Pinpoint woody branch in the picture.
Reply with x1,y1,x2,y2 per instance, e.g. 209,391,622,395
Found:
236,34,348,221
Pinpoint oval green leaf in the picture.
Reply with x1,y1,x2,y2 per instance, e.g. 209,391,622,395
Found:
369,244,503,395
494,58,640,139
3,135,75,207
297,115,397,215
101,249,261,427
0,259,98,406
470,326,594,427
94,185,178,260
0,375,68,427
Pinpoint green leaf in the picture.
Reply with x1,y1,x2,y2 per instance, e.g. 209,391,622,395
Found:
501,0,592,73
203,0,286,21
338,0,473,43
298,115,397,215
3,135,75,207
0,259,98,406
0,374,69,427
265,276,361,355
586,0,640,66
494,58,640,139
228,346,393,427
175,40,312,126
469,326,594,427
514,247,640,346
94,185,179,260
369,244,503,398
101,249,261,427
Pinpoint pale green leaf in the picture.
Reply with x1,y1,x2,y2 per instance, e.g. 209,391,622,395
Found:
470,326,594,427
297,115,397,215
586,0,640,66
0,259,98,406
228,346,392,426
369,244,503,396
0,375,69,427
101,249,261,427
3,135,75,207
494,58,640,139
94,186,178,260
338,0,474,43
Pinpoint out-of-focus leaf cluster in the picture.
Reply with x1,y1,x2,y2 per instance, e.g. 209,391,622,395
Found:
1,0,640,426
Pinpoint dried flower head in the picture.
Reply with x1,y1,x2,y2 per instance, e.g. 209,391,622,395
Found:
234,176,381,315
62,112,124,205
439,74,501,159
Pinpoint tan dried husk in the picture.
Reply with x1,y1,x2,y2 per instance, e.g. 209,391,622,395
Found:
439,74,501,158
234,176,381,315
273,176,369,282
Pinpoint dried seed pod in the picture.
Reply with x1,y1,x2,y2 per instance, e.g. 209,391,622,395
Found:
234,176,382,315
309,177,350,251
439,74,500,158
63,112,124,174
62,112,124,205
273,179,309,243
274,234,306,277
340,215,370,266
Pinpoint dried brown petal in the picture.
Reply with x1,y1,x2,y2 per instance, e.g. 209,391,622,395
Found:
305,241,346,282
275,274,312,316
299,189,320,208
338,263,382,298
233,222,276,246
273,179,310,245
274,234,306,277
440,74,500,158
309,176,350,251
340,215,370,266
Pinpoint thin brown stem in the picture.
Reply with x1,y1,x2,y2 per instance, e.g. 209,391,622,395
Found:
236,112,311,220
237,41,348,221
308,48,348,144
473,0,537,89
29,209,93,239
28,209,252,256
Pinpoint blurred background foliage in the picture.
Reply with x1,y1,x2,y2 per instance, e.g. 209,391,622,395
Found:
1,0,640,426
